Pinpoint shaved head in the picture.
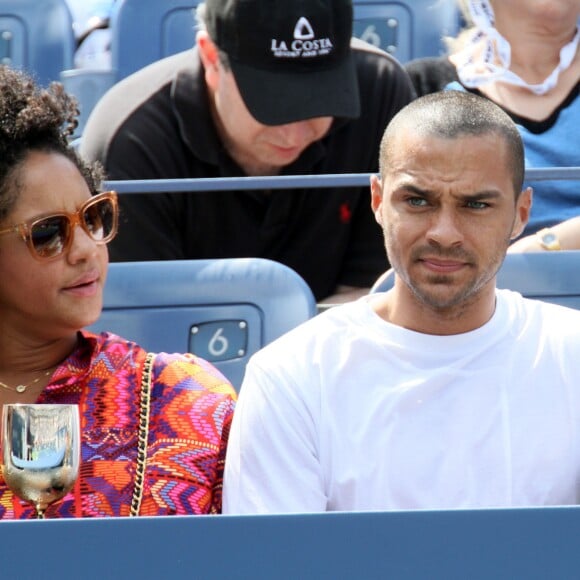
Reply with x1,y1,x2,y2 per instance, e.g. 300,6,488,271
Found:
379,91,525,197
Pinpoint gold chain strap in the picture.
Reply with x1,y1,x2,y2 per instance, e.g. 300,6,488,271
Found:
130,352,154,516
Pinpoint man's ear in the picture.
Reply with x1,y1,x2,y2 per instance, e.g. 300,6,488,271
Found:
370,174,383,225
511,187,533,239
197,31,221,89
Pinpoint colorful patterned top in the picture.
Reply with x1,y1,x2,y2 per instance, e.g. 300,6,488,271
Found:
0,331,237,519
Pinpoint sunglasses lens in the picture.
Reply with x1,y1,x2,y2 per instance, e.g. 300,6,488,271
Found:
30,216,69,258
23,193,117,260
83,197,115,241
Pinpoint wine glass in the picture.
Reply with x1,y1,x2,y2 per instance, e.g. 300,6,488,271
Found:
2,404,80,519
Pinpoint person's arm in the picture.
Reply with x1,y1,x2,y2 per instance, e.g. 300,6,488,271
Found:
508,216,580,252
144,352,237,515
222,357,326,514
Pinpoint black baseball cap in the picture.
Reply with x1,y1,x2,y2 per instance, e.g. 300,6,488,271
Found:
205,0,360,125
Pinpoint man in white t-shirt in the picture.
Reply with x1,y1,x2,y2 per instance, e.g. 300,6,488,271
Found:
223,90,580,514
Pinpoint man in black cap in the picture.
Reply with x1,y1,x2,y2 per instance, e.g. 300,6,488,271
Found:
80,0,414,302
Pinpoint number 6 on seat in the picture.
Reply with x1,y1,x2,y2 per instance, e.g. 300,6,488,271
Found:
88,257,317,391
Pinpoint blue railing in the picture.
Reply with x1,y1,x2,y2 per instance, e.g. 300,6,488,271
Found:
104,167,580,193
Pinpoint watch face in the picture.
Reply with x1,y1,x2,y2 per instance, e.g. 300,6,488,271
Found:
539,230,560,250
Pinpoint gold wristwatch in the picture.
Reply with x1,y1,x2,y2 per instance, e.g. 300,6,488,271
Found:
536,228,561,251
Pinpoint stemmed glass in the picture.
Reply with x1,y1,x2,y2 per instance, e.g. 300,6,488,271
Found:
2,404,80,519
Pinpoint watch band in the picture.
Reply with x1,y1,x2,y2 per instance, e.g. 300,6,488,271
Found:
536,228,561,251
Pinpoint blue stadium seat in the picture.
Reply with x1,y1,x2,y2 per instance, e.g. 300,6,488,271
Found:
60,69,115,137
370,251,580,310
110,0,200,82
352,0,461,63
87,258,317,390
0,0,75,86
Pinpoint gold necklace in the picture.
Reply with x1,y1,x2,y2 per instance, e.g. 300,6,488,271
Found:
0,370,52,394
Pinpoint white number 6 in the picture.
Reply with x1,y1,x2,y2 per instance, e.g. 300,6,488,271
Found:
208,327,229,357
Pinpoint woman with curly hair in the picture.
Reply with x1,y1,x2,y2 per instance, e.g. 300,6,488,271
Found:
0,66,236,518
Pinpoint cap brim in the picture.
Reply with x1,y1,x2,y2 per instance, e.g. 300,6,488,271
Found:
230,53,360,126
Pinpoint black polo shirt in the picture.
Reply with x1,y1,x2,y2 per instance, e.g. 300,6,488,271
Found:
81,41,414,300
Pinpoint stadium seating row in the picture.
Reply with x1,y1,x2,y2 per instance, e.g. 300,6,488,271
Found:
109,0,461,81
89,169,580,392
1,0,461,133
91,251,580,392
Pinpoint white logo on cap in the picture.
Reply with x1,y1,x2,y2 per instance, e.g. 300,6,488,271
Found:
293,17,314,40
271,17,333,58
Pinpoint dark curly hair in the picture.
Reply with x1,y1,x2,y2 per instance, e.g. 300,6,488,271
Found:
0,65,104,221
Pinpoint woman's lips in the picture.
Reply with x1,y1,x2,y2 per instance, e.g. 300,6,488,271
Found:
62,270,100,295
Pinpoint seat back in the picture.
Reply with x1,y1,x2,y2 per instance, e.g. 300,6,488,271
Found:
110,0,199,82
352,0,461,63
87,258,317,390
59,69,116,136
495,251,580,309
0,0,75,86
370,251,580,310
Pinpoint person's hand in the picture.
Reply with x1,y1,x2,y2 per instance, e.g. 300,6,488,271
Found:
507,234,545,253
